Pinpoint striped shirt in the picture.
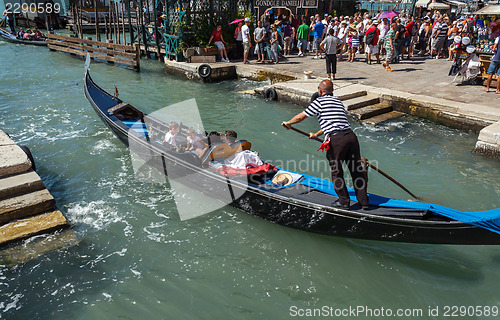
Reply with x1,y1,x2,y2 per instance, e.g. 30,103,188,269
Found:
303,93,351,135
437,22,448,38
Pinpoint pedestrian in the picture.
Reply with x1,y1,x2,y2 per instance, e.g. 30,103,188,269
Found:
347,25,359,62
312,15,325,59
383,22,397,72
320,28,343,79
283,21,293,55
281,80,369,210
394,18,406,63
410,17,420,58
364,19,381,64
485,35,500,94
234,22,243,60
308,16,315,54
337,21,348,61
270,24,279,64
242,17,252,64
403,17,415,59
429,16,446,59
296,19,310,57
207,25,230,62
378,18,389,56
254,20,266,63
419,16,431,56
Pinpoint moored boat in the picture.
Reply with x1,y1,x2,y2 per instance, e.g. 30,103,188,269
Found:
0,27,47,46
84,66,500,245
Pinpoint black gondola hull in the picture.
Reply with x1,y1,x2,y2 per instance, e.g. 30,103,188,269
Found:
84,70,500,245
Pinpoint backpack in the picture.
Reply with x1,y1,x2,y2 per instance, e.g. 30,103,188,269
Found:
365,29,376,45
411,23,418,36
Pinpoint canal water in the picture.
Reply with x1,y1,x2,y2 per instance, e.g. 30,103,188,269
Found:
1,41,500,319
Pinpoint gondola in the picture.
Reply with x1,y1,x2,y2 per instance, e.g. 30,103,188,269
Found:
0,27,47,46
84,66,500,245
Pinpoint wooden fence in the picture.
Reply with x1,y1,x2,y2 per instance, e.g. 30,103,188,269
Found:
46,34,140,71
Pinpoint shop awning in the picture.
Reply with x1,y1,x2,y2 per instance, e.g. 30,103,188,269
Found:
443,0,466,8
415,0,430,8
474,5,500,15
427,2,450,10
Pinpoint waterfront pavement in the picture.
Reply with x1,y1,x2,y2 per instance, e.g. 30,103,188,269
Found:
239,53,498,109
166,51,500,157
233,53,500,158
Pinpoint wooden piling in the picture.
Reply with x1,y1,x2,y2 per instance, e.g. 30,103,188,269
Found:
94,0,100,42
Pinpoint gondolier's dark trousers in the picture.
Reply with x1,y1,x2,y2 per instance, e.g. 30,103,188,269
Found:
8,20,15,34
326,129,369,206
325,54,337,75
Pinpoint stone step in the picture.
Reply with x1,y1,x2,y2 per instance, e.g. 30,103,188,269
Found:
336,90,367,101
0,145,32,178
0,189,55,225
364,111,406,125
0,210,68,246
349,104,394,120
0,170,45,200
343,95,380,111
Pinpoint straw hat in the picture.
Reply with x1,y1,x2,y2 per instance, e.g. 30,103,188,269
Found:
272,173,294,187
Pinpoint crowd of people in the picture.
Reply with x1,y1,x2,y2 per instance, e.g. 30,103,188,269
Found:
208,10,498,86
16,28,45,41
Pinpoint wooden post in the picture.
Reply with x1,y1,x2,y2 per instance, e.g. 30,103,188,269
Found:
121,3,126,45
134,43,141,72
115,2,120,44
153,0,161,60
107,39,115,64
104,11,108,41
126,0,134,45
94,0,100,42
135,7,142,56
139,0,147,56
79,0,83,39
109,1,114,43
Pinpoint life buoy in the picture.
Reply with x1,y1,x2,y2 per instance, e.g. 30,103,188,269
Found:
19,145,36,171
310,92,320,103
264,88,278,101
197,64,212,78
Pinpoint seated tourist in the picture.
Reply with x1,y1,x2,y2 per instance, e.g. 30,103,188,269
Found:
33,28,45,40
164,121,179,146
17,28,25,39
223,130,238,144
23,29,32,40
186,128,208,156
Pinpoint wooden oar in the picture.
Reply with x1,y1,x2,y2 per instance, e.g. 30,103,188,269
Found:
285,124,422,200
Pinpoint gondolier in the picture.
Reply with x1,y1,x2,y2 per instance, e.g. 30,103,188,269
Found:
281,79,369,209
3,5,16,34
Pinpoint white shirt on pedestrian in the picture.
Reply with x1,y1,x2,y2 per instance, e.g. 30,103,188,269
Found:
242,25,250,43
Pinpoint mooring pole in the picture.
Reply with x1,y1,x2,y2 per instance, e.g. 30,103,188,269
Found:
94,0,100,42
139,0,147,55
126,0,134,45
153,0,161,60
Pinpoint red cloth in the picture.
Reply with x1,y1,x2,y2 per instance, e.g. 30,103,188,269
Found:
405,21,414,37
211,29,222,42
216,164,277,177
317,140,330,152
365,26,380,45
